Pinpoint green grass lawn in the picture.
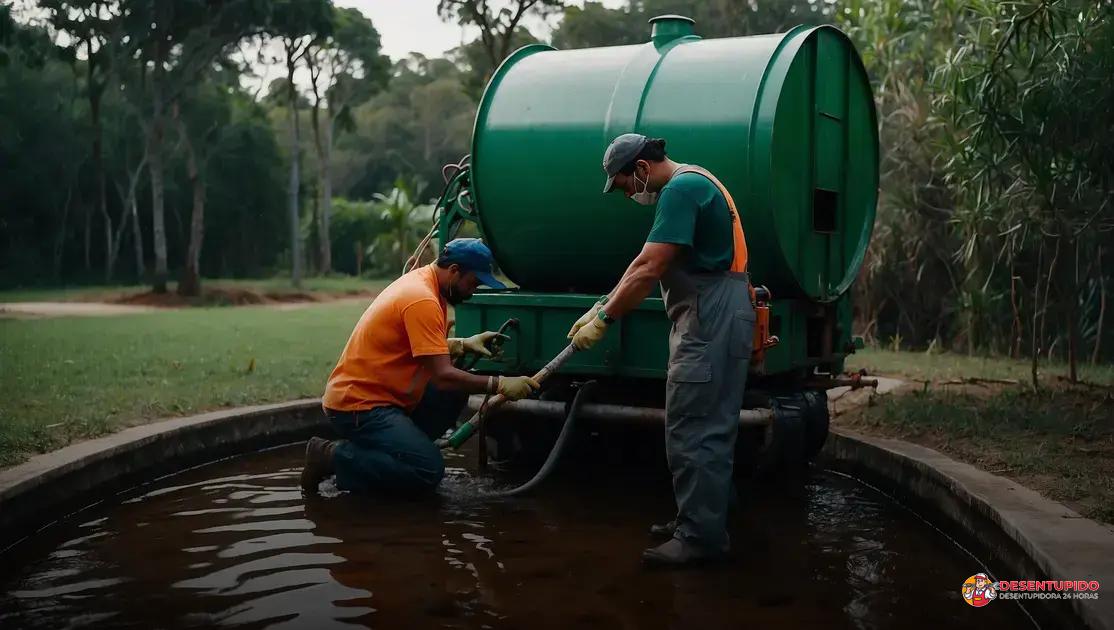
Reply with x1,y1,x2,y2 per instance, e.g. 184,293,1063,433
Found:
0,275,389,303
0,300,370,467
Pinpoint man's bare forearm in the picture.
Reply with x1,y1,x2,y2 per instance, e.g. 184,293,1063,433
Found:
431,367,494,394
418,355,496,395
606,265,637,301
603,258,659,319
601,243,677,320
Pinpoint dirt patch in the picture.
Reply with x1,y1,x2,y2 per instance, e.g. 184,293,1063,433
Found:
112,287,374,308
116,287,267,307
2,288,377,318
0,302,163,318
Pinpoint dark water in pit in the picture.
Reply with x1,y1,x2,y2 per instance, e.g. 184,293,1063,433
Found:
0,443,1036,630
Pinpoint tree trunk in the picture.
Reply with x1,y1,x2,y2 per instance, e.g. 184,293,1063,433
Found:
1093,247,1106,365
309,182,318,277
318,116,333,274
181,175,205,297
148,124,168,291
148,50,170,293
175,106,205,298
90,84,114,283
106,190,129,283
114,153,149,283
83,202,91,272
1067,239,1079,383
1031,238,1044,390
53,187,73,281
309,89,322,276
104,214,118,280
309,79,333,276
131,180,146,281
1040,236,1060,362
966,302,975,356
1009,240,1022,359
286,48,303,290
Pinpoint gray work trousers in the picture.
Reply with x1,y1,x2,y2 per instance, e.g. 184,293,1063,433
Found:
661,269,755,553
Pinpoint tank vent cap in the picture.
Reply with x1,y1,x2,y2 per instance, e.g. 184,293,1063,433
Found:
649,14,696,46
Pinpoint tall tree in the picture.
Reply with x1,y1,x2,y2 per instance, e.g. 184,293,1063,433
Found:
305,6,389,275
121,0,269,293
449,25,537,97
268,0,333,289
173,73,235,296
101,96,147,283
110,141,148,282
43,0,118,281
437,0,565,84
550,1,640,49
335,55,474,199
1,5,294,289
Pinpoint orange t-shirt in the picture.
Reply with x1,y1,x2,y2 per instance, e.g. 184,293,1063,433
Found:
322,264,449,413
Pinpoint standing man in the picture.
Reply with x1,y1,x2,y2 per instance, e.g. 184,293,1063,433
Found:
568,134,755,567
302,238,540,495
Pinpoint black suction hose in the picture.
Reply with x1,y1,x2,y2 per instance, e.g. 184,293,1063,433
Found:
486,380,598,498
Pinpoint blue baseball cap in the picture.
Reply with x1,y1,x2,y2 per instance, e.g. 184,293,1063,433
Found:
438,238,507,289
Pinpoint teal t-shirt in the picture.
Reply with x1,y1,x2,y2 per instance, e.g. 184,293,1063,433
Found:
645,172,735,273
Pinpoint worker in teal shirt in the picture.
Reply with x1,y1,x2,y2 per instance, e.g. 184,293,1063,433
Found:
569,134,755,567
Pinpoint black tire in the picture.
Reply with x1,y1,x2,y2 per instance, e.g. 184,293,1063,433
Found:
744,390,828,480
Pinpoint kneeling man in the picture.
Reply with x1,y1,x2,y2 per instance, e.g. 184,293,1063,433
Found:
302,238,539,495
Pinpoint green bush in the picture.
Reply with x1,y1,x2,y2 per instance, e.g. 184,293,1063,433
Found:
329,197,386,276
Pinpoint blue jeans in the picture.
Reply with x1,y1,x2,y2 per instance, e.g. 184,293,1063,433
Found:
324,384,468,494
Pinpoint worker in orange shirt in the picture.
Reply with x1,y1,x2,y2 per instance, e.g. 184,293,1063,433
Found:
301,238,539,495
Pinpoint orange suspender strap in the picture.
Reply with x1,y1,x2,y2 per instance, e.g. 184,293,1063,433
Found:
673,165,749,274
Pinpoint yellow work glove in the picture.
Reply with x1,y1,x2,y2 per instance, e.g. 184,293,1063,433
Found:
497,375,540,401
447,331,507,359
566,296,608,339
571,314,609,350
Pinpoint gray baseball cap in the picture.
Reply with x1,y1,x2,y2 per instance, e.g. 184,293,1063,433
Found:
601,133,648,193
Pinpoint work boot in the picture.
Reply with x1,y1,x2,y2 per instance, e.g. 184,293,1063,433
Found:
648,520,677,539
300,437,337,495
641,537,726,569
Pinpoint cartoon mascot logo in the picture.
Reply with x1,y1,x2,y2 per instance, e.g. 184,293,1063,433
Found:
962,573,998,607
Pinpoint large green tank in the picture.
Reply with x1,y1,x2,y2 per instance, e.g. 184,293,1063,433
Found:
471,16,878,301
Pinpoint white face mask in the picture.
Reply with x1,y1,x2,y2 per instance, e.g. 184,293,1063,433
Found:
631,169,657,206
